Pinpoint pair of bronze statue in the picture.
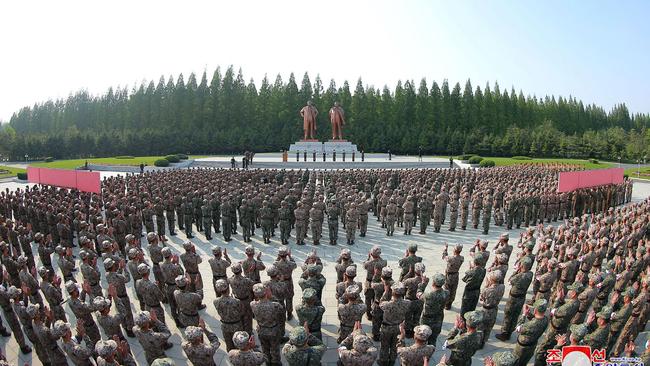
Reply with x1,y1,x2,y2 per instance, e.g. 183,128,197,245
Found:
300,101,345,140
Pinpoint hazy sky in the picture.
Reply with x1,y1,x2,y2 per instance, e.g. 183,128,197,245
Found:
1,0,649,122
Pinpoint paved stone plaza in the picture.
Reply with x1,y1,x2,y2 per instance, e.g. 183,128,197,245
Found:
1,175,648,366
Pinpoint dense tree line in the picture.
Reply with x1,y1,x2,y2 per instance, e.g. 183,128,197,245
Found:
1,66,649,160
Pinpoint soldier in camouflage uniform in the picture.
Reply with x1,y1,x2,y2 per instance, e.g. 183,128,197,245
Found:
221,197,232,241
282,326,326,366
402,195,415,235
510,299,549,366
345,202,359,245
39,266,68,322
213,279,243,351
66,281,101,346
337,284,367,342
378,282,410,366
160,247,183,326
459,191,470,230
260,200,274,244
278,201,292,245
418,193,431,234
104,257,136,337
363,246,387,320
396,324,435,366
294,201,308,245
182,322,221,366
183,196,194,238
228,331,265,366
132,311,172,365
309,204,323,245
241,245,265,284
154,198,166,240
146,232,165,296
240,199,252,242
208,246,231,295
210,193,221,234
420,273,448,345
180,241,204,300
496,256,533,341
201,199,212,240
165,196,176,236
398,244,422,281
229,263,254,333
174,275,202,328
471,191,482,229
135,263,167,325
357,194,370,237
251,283,286,366
448,191,459,231
478,270,505,347
274,247,297,319
0,284,30,353
385,197,397,236
444,310,483,366
327,200,340,245
460,256,486,316
337,326,378,366
482,192,493,234
296,288,325,340
442,243,463,310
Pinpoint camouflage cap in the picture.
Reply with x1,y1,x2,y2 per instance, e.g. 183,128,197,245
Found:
432,273,446,287
184,326,204,342
567,282,584,293
413,324,432,341
407,244,418,252
525,241,535,251
52,320,71,338
103,258,116,270
137,263,150,275
151,358,176,366
340,248,351,258
479,240,489,249
93,296,112,310
266,265,279,277
146,232,157,243
370,245,381,256
381,266,393,277
569,324,589,341
175,275,187,287
345,265,357,277
37,266,49,278
134,311,151,326
161,247,172,258
65,280,78,294
125,234,135,242
79,250,91,261
414,262,425,274
54,245,65,254
454,243,463,251
7,285,21,298
96,224,105,231
252,283,266,298
488,270,503,283
492,351,517,366
278,247,289,256
499,232,509,240
596,306,613,320
533,298,548,313
464,310,484,328
345,284,361,298
624,287,636,298
391,282,406,296
289,327,308,345
231,262,242,274
128,248,140,259
17,255,28,266
245,245,255,254
352,334,374,353
95,339,118,358
233,331,250,349
215,279,229,293
26,303,40,319
302,288,317,301
183,241,194,250
101,240,113,249
0,242,6,251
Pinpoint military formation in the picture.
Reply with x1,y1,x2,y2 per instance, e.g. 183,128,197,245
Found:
0,163,646,366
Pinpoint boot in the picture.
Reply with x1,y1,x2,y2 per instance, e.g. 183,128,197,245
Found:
495,332,510,341
20,345,32,354
0,328,10,337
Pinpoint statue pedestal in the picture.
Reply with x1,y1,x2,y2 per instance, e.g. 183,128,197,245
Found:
323,140,359,155
288,141,323,154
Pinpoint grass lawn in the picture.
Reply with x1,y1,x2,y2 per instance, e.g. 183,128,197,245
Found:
0,165,26,179
625,166,650,180
475,157,614,169
30,155,209,170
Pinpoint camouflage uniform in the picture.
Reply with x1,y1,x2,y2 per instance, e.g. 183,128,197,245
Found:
345,203,359,244
338,331,378,366
309,206,323,245
460,258,486,316
135,264,167,324
337,284,366,342
403,263,428,337
274,249,297,318
213,279,244,351
182,325,221,366
378,282,410,366
201,201,212,240
251,284,286,366
445,310,483,366
279,201,292,245
228,331,265,366
294,203,308,245
420,273,449,345
221,199,232,241
174,276,202,328
282,327,326,366
442,244,464,310
133,311,171,365
396,325,435,366
498,258,533,339
229,263,255,333
296,288,325,340
208,247,231,294
478,271,505,346
511,300,549,366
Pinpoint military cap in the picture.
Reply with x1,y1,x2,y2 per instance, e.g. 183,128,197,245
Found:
65,280,78,294
432,273,446,287
289,327,308,345
407,244,418,253
7,285,21,298
211,246,223,255
34,232,44,241
596,306,613,320
233,331,251,350
128,248,140,259
479,240,489,249
266,265,278,278
624,287,636,298
414,262,425,274
37,266,49,278
103,258,116,270
101,240,113,249
134,311,151,326
352,334,374,353
488,270,503,283
146,232,157,242
533,299,548,313
215,279,229,293
382,267,393,277
95,339,117,358
231,262,242,274
302,288,317,301
96,224,105,231
413,325,432,341
252,283,266,298
93,296,111,311
454,243,463,251
339,248,351,259
499,233,509,240
137,263,150,275
525,241,535,250
492,351,517,366
80,250,93,261
151,358,176,366
391,282,406,296
55,245,65,254
0,242,7,251
547,258,558,267
185,326,204,342
345,265,357,277
245,245,255,254
567,282,584,293
278,247,289,256
17,255,27,266
52,320,71,338
370,246,381,256
589,273,602,283
161,247,172,258
125,234,135,242
175,275,187,287
0,285,5,294
569,324,589,341
26,303,40,319
345,284,361,298
183,241,194,250
464,310,484,328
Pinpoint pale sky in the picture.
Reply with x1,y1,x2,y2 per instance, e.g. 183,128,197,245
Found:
1,0,649,122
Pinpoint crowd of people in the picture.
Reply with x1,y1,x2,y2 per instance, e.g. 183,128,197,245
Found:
0,164,645,366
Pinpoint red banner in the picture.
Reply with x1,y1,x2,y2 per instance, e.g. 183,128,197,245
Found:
27,167,101,194
557,168,624,192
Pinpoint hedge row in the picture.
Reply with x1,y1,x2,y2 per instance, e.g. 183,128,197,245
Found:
154,159,170,167
480,159,496,167
468,156,484,164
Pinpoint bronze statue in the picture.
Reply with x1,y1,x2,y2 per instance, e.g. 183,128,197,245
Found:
300,100,318,140
329,101,346,140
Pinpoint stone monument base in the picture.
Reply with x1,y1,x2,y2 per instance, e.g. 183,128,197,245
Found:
323,140,359,154
288,140,360,155
288,141,323,153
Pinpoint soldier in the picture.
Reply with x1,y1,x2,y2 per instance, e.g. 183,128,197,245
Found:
471,191,482,229
403,262,428,338
385,197,397,236
229,263,254,333
160,248,183,326
433,190,447,233
279,201,292,245
296,288,325,340
448,192,459,231
66,281,101,346
174,275,202,328
399,239,424,275
510,299,549,366
444,310,483,366
12,287,49,363
135,263,167,324
250,283,286,366
147,232,166,295
193,192,203,232
442,243,464,310
402,195,415,235
309,204,323,245
180,242,204,300
335,248,354,283
607,288,634,354
221,196,232,241
496,256,533,341
94,294,127,340
417,194,431,234
208,246,231,295
583,306,613,353
378,282,410,366
274,247,297,319
337,325,379,366
210,193,221,234
143,201,155,235
213,279,243,351
336,266,362,303
240,199,252,242
165,196,176,236
175,193,185,232
182,321,221,366
260,200,273,244
56,245,76,283
0,284,30,353
482,192,493,234
572,273,599,324
337,284,366,342
534,258,557,302
419,273,448,345
39,266,67,322
31,303,68,366
294,201,308,245
104,258,136,337
357,194,370,237
299,264,327,305
345,202,359,245
58,320,95,366
282,326,326,366
228,331,265,366
154,198,167,241
242,245,265,283
478,270,505,347
18,255,44,306
201,199,212,240
95,338,136,366
460,256,486,316
459,191,470,230
396,324,435,366
132,311,172,365
183,196,194,239
363,246,387,320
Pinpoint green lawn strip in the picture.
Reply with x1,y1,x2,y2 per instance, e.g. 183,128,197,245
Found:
625,167,650,180
30,155,212,170
0,165,26,179
480,157,613,169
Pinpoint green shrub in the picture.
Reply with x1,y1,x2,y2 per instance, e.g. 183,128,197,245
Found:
479,159,496,167
115,155,134,159
44,157,55,162
512,156,532,160
176,153,189,160
458,154,474,161
164,155,180,163
624,174,629,179
154,159,170,167
17,172,28,180
589,158,599,164
468,156,483,164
